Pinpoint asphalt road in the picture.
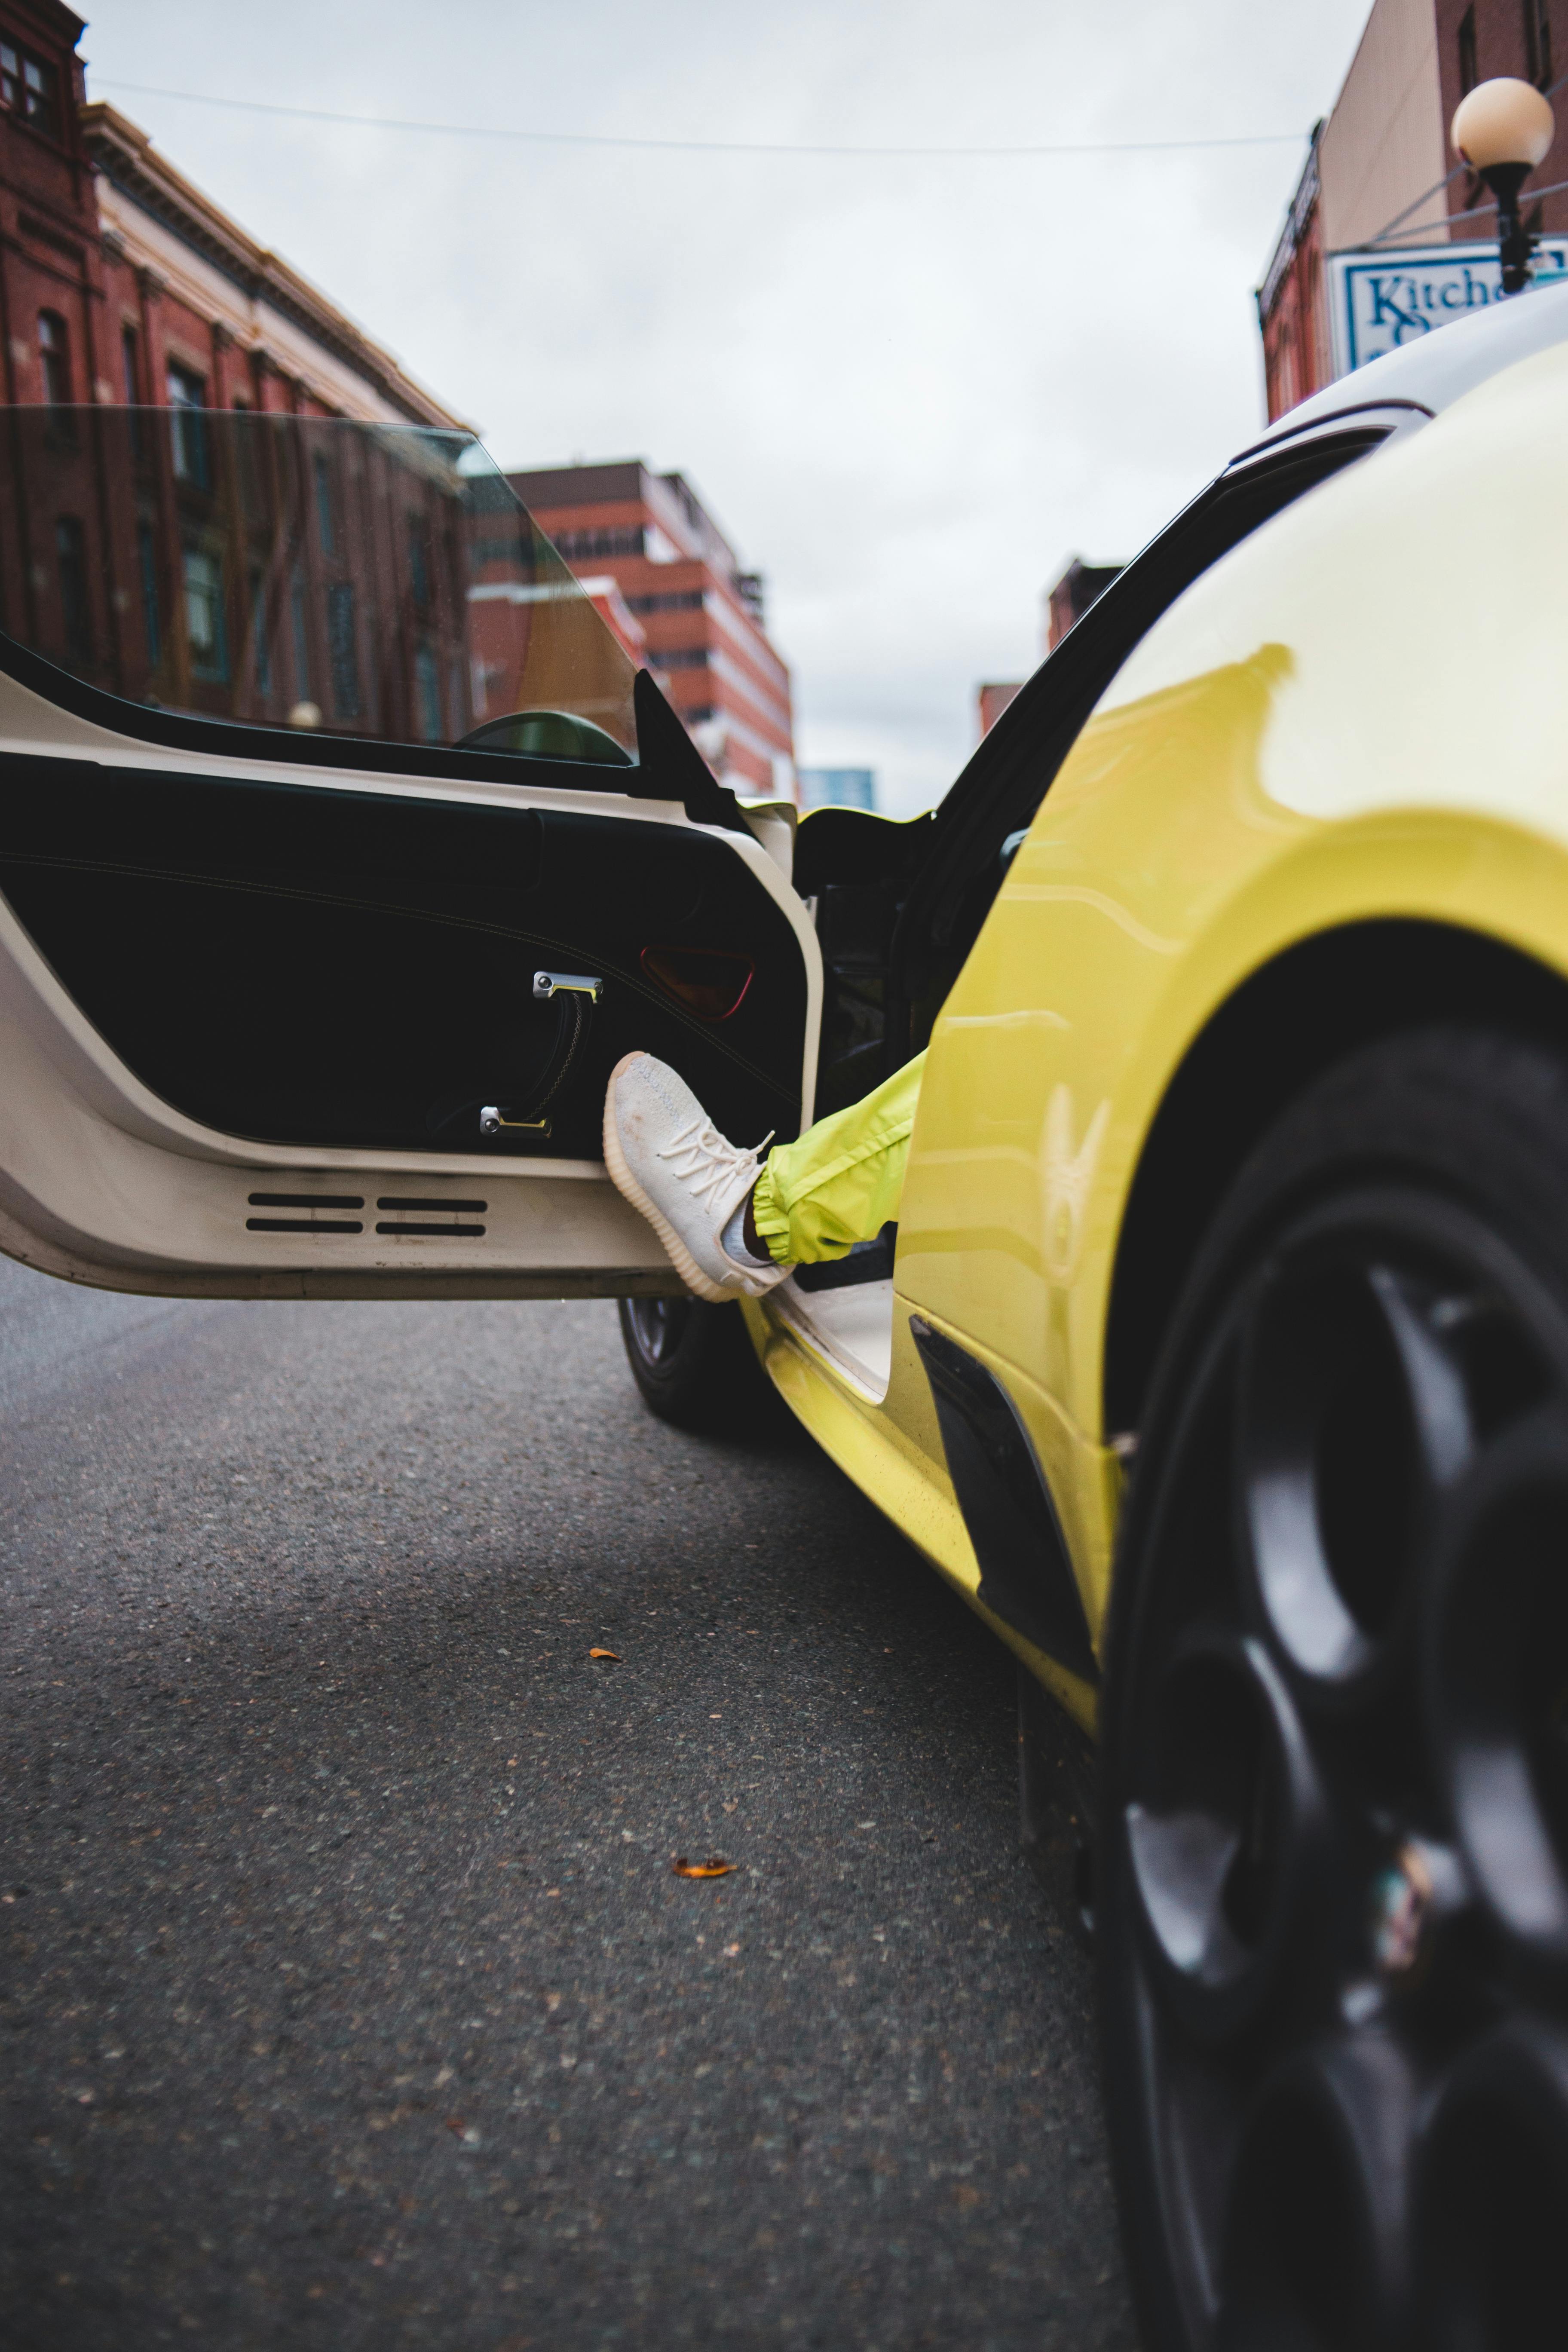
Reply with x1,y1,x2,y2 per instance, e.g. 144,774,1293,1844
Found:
0,1254,1134,2351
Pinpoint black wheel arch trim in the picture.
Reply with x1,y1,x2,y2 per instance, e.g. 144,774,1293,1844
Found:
910,1313,1098,1684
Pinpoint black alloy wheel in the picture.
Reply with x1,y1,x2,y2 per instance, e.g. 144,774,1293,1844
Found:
616,1292,776,1433
1100,1026,1568,2352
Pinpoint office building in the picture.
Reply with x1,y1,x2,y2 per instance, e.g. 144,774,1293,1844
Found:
797,767,876,811
506,461,795,798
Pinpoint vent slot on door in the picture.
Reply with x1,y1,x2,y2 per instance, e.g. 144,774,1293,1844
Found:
375,1194,487,1238
246,1191,365,1234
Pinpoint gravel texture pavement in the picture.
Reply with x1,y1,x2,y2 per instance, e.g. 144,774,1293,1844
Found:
0,1256,1134,2349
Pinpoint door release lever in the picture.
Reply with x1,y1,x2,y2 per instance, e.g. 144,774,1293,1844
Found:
533,970,603,1003
479,1105,551,1137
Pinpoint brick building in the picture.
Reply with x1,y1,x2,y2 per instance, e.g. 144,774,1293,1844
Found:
505,461,795,799
1259,0,1568,420
975,557,1124,740
0,0,516,742
0,4,782,778
0,6,464,430
976,681,1022,738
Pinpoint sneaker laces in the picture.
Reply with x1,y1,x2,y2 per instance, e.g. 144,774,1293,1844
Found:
656,1115,772,1217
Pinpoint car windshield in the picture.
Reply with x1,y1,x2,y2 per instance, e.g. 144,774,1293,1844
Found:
0,406,640,763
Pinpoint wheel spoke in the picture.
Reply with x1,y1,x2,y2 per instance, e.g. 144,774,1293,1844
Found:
1126,1632,1327,2038
627,1295,690,1367
1239,1254,1473,1689
1415,2019,1568,2349
1426,1408,1568,1968
1219,2032,1416,2350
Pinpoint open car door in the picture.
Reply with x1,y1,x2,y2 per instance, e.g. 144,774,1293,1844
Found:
0,408,817,1298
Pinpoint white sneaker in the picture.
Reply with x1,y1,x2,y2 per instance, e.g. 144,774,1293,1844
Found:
602,1052,790,1303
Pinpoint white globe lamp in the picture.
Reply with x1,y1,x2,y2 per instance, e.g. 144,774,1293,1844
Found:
1452,77,1557,294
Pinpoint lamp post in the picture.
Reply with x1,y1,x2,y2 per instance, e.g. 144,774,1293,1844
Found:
1452,77,1557,295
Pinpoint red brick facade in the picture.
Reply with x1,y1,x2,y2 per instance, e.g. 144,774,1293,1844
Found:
1259,138,1335,423
0,4,92,402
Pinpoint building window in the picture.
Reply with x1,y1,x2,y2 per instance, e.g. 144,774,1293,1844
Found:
2,45,61,139
407,517,431,613
137,521,160,669
249,570,272,696
551,525,646,562
122,328,145,459
468,533,530,572
1459,7,1479,95
183,545,229,681
627,588,705,615
413,640,441,740
1525,0,1554,87
22,52,58,138
55,518,90,665
313,454,337,557
327,582,360,717
290,567,310,698
167,366,211,489
38,312,70,407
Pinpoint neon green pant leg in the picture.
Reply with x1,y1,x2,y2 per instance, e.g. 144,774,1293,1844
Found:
750,1051,925,1265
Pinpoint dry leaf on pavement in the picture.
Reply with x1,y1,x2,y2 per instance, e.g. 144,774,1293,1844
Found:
672,1856,736,1879
589,1648,621,1661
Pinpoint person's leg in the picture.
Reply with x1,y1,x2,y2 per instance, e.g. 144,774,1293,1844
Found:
746,1052,923,1265
603,1050,924,1302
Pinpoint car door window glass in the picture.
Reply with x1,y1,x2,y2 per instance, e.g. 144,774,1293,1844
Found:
0,405,640,767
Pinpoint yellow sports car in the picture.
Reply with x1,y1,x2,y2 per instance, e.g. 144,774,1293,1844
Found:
3,282,1567,2346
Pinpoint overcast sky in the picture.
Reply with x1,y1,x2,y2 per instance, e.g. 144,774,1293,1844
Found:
84,0,1372,813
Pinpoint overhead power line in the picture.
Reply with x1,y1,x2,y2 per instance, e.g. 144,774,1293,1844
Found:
92,79,1308,161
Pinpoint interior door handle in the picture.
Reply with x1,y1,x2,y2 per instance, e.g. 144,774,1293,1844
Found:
533,970,603,1003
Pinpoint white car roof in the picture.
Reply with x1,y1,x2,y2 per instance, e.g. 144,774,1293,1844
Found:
1246,273,1568,454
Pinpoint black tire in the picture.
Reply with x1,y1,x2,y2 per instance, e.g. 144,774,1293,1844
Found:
616,1294,775,1433
1099,1025,1568,2352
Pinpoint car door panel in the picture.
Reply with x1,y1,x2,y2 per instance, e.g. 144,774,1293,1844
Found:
0,756,808,1163
0,401,821,1298
0,733,818,1297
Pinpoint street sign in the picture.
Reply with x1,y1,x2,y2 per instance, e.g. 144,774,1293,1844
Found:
1329,239,1568,375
